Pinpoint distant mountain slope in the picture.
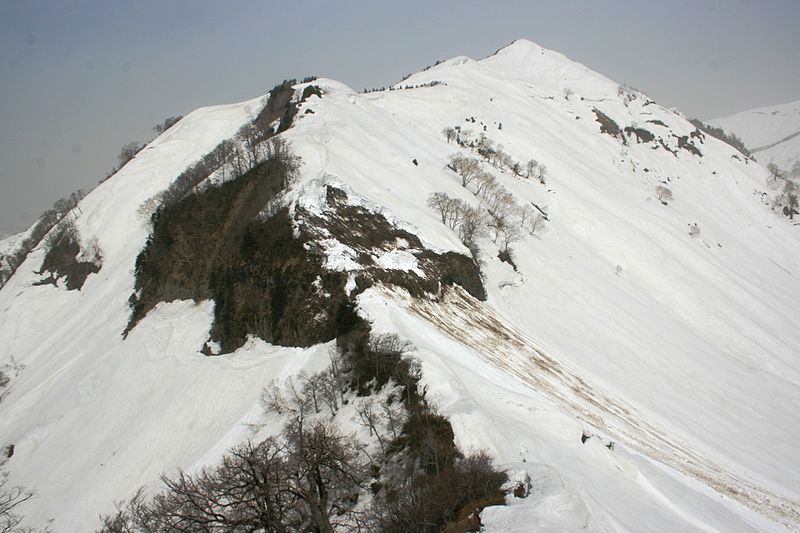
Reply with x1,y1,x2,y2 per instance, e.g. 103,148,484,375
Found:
710,99,800,175
1,40,798,532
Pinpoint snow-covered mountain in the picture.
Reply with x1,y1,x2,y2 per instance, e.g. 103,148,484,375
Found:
710,100,800,177
1,39,799,532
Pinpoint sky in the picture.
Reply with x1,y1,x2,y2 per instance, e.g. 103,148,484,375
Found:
1,0,799,236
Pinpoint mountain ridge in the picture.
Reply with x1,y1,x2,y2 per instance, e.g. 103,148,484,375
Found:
710,99,800,175
1,41,798,531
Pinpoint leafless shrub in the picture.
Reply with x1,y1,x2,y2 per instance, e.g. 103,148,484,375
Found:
773,179,799,219
655,185,673,205
527,213,546,235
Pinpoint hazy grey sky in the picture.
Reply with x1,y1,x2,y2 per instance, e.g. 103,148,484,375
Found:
2,0,798,235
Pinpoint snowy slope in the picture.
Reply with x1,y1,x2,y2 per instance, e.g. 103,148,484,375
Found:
710,100,800,175
1,39,799,532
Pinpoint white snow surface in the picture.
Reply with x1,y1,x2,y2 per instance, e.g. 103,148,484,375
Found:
1,39,799,532
710,99,800,174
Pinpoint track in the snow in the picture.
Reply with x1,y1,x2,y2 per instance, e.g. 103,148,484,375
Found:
406,286,800,531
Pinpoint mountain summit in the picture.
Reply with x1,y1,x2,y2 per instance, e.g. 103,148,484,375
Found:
1,42,798,532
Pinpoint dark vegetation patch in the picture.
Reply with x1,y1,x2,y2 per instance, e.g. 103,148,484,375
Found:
302,186,486,302
130,173,484,352
0,191,87,289
658,138,678,156
676,135,703,157
624,126,655,144
209,208,354,351
301,84,323,101
497,249,517,270
376,453,507,533
337,330,419,403
253,79,298,134
34,222,101,290
690,118,751,157
160,81,300,209
128,154,319,351
337,331,508,533
593,108,623,141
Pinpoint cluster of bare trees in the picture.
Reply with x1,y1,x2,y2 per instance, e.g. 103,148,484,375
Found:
159,129,298,210
101,420,367,533
617,84,638,107
441,129,548,185
101,330,509,532
430,154,547,256
426,193,484,247
152,115,183,136
102,342,373,532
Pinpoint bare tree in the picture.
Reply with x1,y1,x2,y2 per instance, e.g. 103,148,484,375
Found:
499,220,523,253
767,162,784,189
284,419,367,533
536,163,547,185
370,333,415,358
495,150,514,172
380,396,405,441
483,185,515,219
446,154,481,187
101,439,294,532
457,205,485,247
516,204,535,229
261,378,311,420
441,127,457,144
315,371,341,416
356,398,386,454
237,122,262,168
527,213,546,236
327,346,347,406
472,171,496,197
427,192,454,225
524,159,539,180
774,179,799,219
0,471,35,533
